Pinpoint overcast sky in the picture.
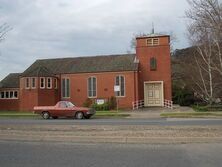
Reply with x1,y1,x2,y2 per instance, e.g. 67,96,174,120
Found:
0,0,190,80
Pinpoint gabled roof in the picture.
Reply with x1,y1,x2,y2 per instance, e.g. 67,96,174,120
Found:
22,54,138,76
0,73,21,88
21,65,55,77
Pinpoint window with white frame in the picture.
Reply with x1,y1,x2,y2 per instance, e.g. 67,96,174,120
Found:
25,78,30,89
31,78,36,89
40,77,45,89
115,75,125,97
147,38,159,46
62,78,70,98
0,90,18,99
47,77,52,89
88,77,96,98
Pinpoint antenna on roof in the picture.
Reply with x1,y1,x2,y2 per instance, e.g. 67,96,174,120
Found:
151,22,155,34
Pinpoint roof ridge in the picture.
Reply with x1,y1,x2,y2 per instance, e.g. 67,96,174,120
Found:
36,53,136,61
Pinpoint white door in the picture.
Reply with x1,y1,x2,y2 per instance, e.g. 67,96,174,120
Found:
144,82,163,107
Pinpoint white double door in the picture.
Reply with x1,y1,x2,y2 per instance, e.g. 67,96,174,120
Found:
144,82,164,107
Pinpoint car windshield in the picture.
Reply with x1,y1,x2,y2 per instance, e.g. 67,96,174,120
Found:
66,101,75,108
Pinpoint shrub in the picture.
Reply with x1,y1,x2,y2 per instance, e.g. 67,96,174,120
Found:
192,105,222,112
173,86,195,106
92,102,110,111
83,98,93,107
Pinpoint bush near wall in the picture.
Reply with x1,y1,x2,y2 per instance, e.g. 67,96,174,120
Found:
192,105,222,112
83,96,117,111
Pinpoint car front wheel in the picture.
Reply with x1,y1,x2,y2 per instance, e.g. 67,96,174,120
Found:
42,111,50,119
75,112,84,119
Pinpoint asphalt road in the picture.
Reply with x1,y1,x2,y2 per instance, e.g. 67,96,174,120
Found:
0,141,221,167
0,118,222,126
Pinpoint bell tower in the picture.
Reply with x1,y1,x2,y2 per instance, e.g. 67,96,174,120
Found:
136,34,172,106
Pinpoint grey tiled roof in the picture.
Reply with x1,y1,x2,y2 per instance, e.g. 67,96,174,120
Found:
0,73,21,88
21,54,138,77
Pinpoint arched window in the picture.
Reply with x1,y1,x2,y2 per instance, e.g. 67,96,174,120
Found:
150,57,157,71
115,75,125,97
88,77,97,98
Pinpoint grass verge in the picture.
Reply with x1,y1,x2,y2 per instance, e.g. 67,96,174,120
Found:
93,111,130,119
161,112,222,118
0,111,39,118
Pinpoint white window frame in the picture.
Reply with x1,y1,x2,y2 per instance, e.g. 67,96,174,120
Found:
0,90,19,99
115,75,125,97
31,77,36,89
61,78,70,98
47,77,52,89
40,77,45,89
87,76,97,98
147,38,159,46
25,78,30,89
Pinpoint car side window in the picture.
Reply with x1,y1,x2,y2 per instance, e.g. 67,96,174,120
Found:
59,102,67,108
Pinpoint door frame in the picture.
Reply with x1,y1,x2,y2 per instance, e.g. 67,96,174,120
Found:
144,81,164,107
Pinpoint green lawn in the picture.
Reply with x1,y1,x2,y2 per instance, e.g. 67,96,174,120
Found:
93,111,130,118
0,111,39,118
161,112,222,118
0,110,130,119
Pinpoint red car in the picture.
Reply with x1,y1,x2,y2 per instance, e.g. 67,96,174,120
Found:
33,101,95,119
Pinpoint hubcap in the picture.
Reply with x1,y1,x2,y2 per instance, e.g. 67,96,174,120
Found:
43,113,49,119
77,112,83,119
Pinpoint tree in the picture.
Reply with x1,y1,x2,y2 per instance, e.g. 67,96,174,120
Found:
0,23,11,42
185,0,222,104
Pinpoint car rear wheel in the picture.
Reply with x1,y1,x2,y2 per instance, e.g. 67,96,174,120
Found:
75,112,84,119
42,111,50,119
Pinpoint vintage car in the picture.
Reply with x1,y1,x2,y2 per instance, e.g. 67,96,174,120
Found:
33,101,95,119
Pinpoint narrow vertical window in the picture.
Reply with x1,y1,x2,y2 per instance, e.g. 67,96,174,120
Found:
14,91,18,98
9,91,13,98
150,57,157,71
5,91,9,98
31,78,36,89
62,78,70,98
115,75,125,97
0,92,4,99
88,77,97,98
47,78,52,89
40,77,45,89
25,78,30,89
54,78,57,89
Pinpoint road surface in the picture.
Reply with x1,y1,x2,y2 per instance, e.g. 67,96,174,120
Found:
0,118,222,126
0,141,221,167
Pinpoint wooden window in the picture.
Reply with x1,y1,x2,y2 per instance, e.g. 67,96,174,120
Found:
88,77,97,98
40,77,45,89
147,38,159,46
31,78,36,89
115,75,125,97
47,77,52,89
62,78,70,98
150,57,157,71
25,78,30,89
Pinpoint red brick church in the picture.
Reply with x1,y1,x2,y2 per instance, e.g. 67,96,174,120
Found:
0,34,172,111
